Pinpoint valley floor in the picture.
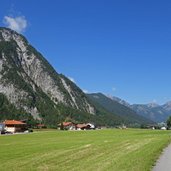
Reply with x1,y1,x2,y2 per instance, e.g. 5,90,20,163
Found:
0,129,170,171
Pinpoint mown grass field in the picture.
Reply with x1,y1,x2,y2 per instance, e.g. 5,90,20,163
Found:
0,129,170,171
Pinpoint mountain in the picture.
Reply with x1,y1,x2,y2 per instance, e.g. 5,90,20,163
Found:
162,101,171,112
0,27,158,127
131,103,171,123
107,95,130,107
87,93,154,125
0,27,96,125
109,94,171,123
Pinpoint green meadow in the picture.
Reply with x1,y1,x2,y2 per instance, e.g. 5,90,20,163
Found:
0,129,170,171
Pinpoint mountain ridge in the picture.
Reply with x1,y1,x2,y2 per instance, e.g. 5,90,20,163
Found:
108,94,171,123
87,93,154,125
0,27,96,124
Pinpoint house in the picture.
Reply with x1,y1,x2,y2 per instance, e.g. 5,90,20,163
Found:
76,123,89,130
161,127,167,130
152,127,155,130
37,124,47,129
3,120,27,133
87,123,96,129
59,122,76,130
121,124,127,129
58,122,96,131
76,123,95,130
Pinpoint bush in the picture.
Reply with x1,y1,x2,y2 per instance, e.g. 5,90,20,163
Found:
167,116,171,129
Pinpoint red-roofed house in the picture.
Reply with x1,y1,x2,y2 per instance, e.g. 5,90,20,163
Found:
37,124,46,129
76,123,95,130
4,120,27,133
76,123,91,130
59,122,76,130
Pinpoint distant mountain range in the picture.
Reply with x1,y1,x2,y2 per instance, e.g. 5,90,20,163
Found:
131,103,171,123
108,96,171,123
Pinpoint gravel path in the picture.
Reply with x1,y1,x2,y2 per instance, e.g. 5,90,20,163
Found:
152,143,171,171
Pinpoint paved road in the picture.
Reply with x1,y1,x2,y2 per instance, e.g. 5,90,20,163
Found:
153,143,171,171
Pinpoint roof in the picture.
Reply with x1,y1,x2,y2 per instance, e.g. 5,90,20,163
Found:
76,124,89,129
4,120,26,125
62,122,74,127
37,124,46,127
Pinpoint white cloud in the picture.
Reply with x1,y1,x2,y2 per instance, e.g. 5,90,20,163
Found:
3,16,27,33
83,89,89,94
112,87,117,92
68,77,76,83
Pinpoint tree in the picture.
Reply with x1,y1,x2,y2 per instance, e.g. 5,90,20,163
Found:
60,122,64,130
167,116,171,129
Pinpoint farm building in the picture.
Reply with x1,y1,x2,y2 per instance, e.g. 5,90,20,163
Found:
161,127,167,130
37,124,47,129
76,123,95,130
58,122,96,130
59,122,76,130
3,120,27,133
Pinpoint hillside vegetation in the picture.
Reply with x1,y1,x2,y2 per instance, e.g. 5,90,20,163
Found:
87,93,154,125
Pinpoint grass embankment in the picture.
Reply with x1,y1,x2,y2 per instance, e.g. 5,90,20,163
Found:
0,129,170,171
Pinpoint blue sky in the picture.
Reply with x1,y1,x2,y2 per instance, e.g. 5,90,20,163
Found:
1,0,171,104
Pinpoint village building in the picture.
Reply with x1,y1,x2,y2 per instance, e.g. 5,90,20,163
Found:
59,122,76,130
58,122,96,131
76,123,95,130
3,120,27,133
161,126,167,130
37,124,47,129
76,123,90,130
88,123,96,129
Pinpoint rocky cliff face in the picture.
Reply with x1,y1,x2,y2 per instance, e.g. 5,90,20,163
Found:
0,27,95,119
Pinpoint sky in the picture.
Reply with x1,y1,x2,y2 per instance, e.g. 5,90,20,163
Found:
1,0,171,104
